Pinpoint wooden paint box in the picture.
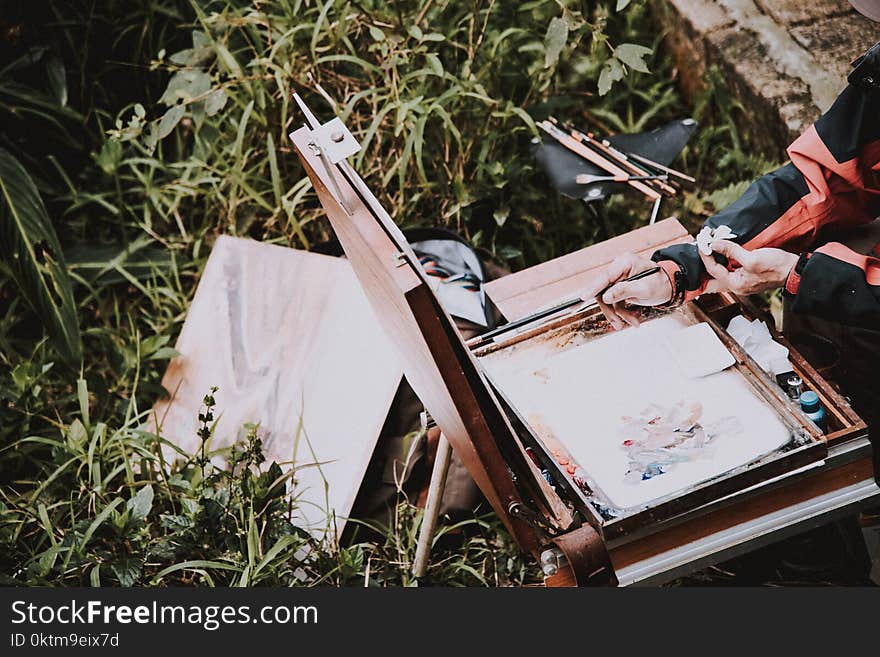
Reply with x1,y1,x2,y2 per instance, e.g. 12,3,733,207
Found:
290,104,878,586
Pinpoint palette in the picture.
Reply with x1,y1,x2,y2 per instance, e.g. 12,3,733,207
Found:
481,314,791,511
473,302,826,539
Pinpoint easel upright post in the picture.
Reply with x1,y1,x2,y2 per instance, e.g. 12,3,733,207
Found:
413,433,453,580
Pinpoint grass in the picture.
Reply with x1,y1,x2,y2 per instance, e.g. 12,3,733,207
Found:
0,0,796,586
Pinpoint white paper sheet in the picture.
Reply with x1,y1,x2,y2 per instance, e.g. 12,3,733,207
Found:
483,314,791,510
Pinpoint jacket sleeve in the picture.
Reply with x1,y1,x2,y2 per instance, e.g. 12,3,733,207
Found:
652,42,880,325
782,245,880,327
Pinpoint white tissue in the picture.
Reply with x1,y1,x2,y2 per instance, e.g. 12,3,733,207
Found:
696,225,739,256
727,314,790,375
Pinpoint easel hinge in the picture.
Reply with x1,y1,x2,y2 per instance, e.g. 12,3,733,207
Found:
508,501,560,536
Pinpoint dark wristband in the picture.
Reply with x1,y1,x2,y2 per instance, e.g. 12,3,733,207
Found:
783,252,811,298
655,260,686,308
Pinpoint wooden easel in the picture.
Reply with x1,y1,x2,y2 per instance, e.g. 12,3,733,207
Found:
290,96,878,587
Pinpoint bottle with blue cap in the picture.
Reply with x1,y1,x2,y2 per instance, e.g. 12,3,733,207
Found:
799,390,826,433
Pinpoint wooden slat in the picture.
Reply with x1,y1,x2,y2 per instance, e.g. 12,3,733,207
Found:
610,457,876,570
486,218,692,320
291,127,554,553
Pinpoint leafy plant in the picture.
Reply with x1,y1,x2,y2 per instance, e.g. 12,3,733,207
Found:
0,0,797,588
0,149,82,365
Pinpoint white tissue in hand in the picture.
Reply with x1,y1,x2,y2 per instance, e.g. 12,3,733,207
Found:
696,225,738,256
726,314,790,374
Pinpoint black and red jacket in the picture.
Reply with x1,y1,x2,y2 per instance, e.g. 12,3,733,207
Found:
653,42,880,329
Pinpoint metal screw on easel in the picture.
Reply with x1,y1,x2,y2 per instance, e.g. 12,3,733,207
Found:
540,547,566,576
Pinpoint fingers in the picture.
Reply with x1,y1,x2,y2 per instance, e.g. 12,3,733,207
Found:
614,302,641,328
582,252,641,299
601,280,640,305
699,248,732,287
589,252,658,330
599,280,650,329
596,296,626,331
710,240,755,268
606,252,643,280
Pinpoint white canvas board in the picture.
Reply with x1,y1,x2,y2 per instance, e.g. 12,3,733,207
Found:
482,314,792,511
151,237,403,539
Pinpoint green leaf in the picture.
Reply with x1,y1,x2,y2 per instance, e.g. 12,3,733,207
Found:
616,0,632,11
204,89,227,116
46,56,67,106
704,180,753,211
267,131,281,208
95,139,122,175
126,484,153,522
253,535,300,579
152,560,240,583
233,100,254,157
0,149,81,365
77,377,89,429
157,105,185,139
615,43,653,74
543,17,568,68
80,498,124,549
598,58,625,95
66,236,171,286
425,53,444,77
110,557,143,587
159,70,212,106
67,418,87,451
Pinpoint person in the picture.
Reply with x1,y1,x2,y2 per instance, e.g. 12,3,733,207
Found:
587,38,880,425
586,36,880,583
588,40,879,333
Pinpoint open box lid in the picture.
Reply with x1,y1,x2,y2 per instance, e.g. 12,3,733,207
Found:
289,98,573,554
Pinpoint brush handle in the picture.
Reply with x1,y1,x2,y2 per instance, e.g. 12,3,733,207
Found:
469,267,664,349
595,265,662,299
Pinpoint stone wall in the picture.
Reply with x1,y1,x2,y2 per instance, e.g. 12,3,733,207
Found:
652,0,879,155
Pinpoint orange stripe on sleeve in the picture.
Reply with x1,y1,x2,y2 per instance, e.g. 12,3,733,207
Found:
814,242,880,286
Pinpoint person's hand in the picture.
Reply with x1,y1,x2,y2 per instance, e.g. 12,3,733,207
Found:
699,240,797,296
583,253,673,330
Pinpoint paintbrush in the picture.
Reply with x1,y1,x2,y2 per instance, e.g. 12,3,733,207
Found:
538,120,662,201
469,266,663,348
626,152,696,184
562,122,679,197
595,265,662,299
576,173,668,185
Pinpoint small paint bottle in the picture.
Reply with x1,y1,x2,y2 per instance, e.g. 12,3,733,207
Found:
786,375,803,401
799,391,826,433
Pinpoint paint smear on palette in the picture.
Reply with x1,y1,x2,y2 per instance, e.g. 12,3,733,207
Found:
620,401,742,484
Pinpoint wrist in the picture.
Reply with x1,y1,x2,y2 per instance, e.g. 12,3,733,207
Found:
783,252,811,297
655,259,685,307
774,251,800,288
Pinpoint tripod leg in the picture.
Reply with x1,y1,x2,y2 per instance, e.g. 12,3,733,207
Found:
412,433,452,580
